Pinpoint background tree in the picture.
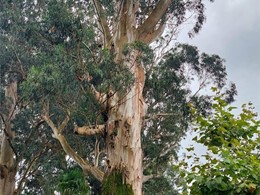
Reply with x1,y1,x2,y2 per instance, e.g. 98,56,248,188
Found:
0,0,237,194
176,90,260,195
0,1,74,193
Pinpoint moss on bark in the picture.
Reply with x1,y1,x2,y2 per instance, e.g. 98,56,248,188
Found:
102,170,134,195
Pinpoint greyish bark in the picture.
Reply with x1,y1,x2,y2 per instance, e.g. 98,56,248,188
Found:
0,82,17,195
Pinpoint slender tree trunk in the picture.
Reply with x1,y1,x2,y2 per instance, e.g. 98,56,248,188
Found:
0,82,17,195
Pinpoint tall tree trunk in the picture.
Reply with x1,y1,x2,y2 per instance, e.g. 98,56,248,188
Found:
99,1,147,193
42,1,169,194
104,49,146,195
0,82,17,195
98,0,162,193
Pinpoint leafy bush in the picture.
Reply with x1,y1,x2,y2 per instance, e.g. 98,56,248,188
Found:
176,89,260,195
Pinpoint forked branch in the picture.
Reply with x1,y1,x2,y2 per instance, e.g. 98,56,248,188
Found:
141,22,166,43
89,84,107,107
58,111,70,133
41,103,104,181
137,0,172,40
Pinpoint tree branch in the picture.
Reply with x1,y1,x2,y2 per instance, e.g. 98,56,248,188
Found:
159,140,178,158
143,174,161,183
41,102,104,181
137,0,172,40
82,41,99,65
141,22,166,43
42,114,104,182
74,124,105,136
76,71,107,108
58,111,70,133
15,143,49,194
92,0,112,46
89,84,107,107
12,47,27,80
145,113,173,121
56,133,104,182
94,138,104,167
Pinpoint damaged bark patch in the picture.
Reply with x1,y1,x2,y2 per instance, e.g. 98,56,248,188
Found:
0,165,8,179
102,169,134,195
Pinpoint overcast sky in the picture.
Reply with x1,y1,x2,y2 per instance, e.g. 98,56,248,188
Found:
179,0,260,114
179,0,260,154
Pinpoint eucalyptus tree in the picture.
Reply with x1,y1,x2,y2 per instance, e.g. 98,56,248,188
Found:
0,0,237,194
0,1,70,194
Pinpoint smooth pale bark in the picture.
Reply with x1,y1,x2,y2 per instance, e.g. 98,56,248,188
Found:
94,1,169,194
104,50,146,195
74,124,105,136
41,111,104,182
0,82,17,195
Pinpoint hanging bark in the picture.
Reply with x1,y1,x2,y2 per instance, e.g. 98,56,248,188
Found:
0,82,18,195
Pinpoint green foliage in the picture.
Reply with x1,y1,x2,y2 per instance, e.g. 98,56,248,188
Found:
144,175,180,195
57,167,90,195
176,90,260,195
88,48,134,96
0,0,235,194
142,44,236,181
102,170,134,195
123,41,154,66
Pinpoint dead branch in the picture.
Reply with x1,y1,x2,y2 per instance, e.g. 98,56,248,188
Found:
74,124,105,136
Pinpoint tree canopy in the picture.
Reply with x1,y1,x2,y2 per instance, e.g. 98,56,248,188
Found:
0,0,238,194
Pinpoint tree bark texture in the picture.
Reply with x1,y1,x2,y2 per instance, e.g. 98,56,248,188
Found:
0,82,17,195
97,1,147,194
42,1,170,194
104,49,146,195
93,1,168,194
